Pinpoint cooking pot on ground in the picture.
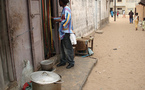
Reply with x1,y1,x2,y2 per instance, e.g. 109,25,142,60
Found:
30,71,63,90
40,60,54,71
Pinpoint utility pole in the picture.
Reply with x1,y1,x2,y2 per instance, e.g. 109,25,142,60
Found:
114,0,116,21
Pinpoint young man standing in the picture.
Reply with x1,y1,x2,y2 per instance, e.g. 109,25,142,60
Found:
53,0,74,69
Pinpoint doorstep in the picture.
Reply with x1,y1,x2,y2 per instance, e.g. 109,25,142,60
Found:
54,56,98,90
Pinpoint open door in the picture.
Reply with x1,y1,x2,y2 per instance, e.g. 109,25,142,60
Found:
28,0,44,71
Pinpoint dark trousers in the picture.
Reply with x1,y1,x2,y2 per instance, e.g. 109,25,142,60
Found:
130,18,133,23
60,33,74,64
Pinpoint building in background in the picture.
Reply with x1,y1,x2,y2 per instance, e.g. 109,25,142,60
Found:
136,0,145,21
110,0,140,14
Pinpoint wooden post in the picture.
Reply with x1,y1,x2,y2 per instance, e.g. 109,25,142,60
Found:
114,0,116,21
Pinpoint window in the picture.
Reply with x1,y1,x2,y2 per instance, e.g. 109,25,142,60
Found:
117,8,122,10
110,0,113,2
128,8,133,11
118,0,122,2
126,0,137,3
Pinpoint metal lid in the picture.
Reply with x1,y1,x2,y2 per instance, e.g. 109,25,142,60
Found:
30,71,61,84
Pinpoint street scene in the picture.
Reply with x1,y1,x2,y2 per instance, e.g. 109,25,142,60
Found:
83,15,145,90
0,0,145,90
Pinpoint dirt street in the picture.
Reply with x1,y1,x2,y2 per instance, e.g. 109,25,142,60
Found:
83,16,145,90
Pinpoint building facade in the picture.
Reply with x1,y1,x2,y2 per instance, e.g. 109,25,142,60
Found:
136,0,145,21
110,0,140,14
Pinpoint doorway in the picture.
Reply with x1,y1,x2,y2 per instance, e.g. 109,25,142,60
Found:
0,0,14,89
41,0,58,59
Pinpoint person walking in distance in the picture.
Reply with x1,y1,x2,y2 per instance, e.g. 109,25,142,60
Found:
111,10,114,17
142,18,145,31
117,11,119,18
53,0,75,69
122,10,126,18
128,10,134,24
134,13,139,30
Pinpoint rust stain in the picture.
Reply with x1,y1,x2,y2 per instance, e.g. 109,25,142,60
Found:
9,10,23,48
10,12,23,31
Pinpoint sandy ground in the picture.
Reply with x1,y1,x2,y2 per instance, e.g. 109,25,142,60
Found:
83,16,145,90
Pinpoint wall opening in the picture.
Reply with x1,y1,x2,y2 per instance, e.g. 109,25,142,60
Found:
41,0,57,59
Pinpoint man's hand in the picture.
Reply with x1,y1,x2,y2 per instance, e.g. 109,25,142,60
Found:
51,17,61,23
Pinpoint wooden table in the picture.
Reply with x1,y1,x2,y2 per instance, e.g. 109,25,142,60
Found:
75,37,94,55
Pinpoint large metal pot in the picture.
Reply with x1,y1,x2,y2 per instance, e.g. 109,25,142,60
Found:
30,71,62,90
40,60,54,71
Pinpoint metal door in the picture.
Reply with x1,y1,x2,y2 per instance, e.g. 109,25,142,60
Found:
28,0,44,71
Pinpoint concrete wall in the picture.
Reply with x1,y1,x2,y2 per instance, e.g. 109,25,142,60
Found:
71,0,109,37
6,0,43,89
71,0,95,37
126,3,136,14
7,0,33,86
116,0,126,6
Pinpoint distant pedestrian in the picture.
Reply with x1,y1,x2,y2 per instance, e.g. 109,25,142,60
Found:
128,10,134,24
122,10,126,18
117,11,119,18
142,18,145,31
134,13,139,30
111,10,114,17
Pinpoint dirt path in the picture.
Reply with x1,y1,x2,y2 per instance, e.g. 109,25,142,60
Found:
83,16,145,90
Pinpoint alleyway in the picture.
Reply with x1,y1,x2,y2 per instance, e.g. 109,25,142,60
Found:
83,16,145,90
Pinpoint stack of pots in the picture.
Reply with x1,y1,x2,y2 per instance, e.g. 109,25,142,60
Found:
30,59,63,90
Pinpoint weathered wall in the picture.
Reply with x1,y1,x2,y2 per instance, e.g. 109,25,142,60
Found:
7,0,44,88
71,0,95,37
7,0,33,87
71,0,109,37
101,0,109,27
125,3,136,14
